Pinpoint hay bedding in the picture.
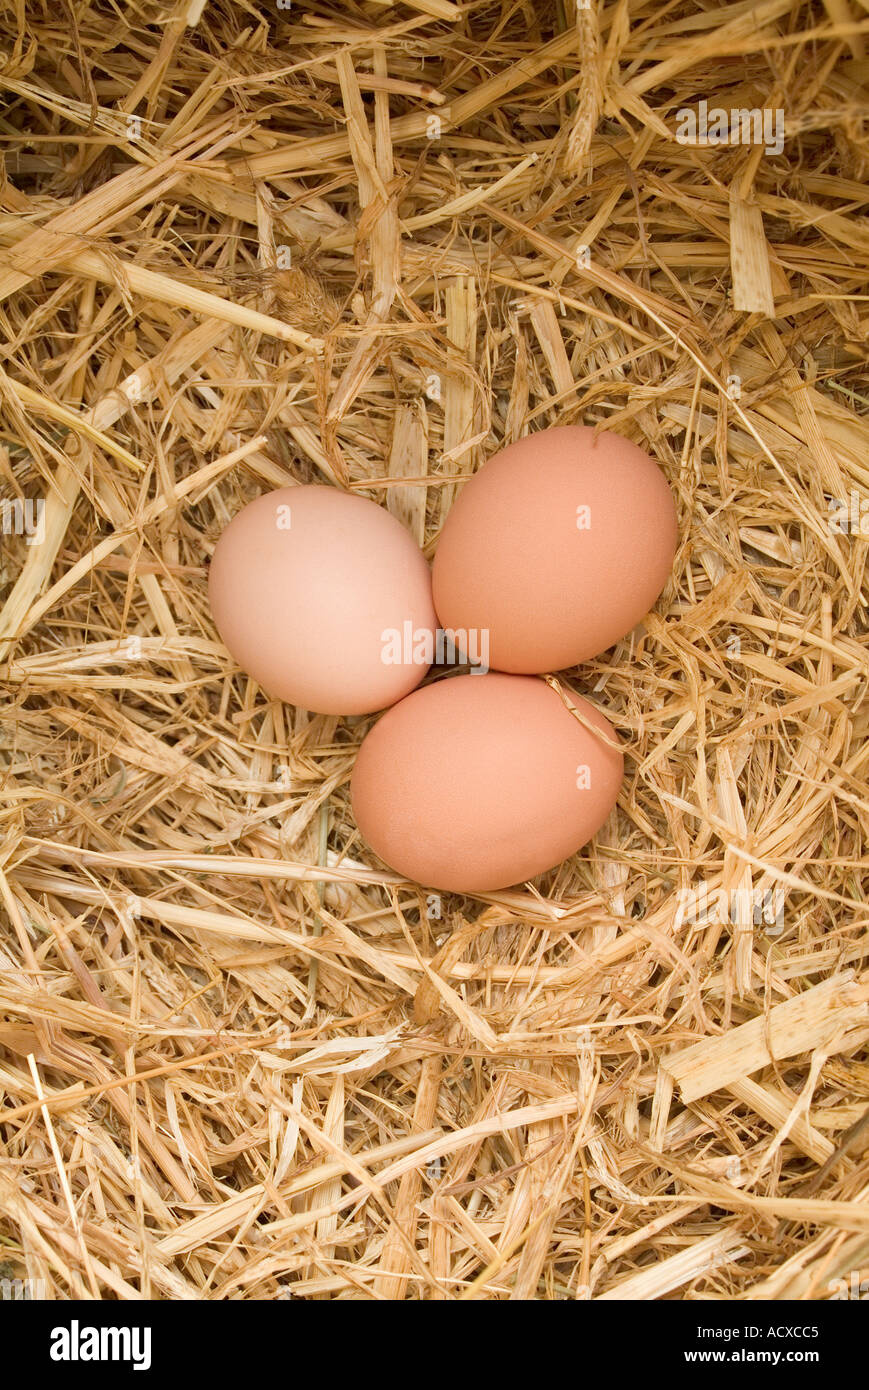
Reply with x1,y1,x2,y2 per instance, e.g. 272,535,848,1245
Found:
0,0,867,1303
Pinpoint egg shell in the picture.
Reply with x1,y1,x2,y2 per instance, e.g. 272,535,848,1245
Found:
208,485,437,716
351,672,623,893
432,425,678,672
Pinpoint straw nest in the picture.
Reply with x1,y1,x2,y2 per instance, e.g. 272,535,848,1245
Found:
0,0,868,1302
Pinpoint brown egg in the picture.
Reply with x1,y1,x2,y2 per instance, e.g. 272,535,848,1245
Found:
208,486,436,716
432,425,678,672
351,672,623,893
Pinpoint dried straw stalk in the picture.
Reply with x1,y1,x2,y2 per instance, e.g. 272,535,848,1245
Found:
0,0,867,1301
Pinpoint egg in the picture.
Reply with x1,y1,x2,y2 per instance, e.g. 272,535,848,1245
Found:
351,672,623,893
432,425,678,673
208,486,437,715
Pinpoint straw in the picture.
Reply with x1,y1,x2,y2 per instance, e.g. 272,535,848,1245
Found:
0,0,868,1302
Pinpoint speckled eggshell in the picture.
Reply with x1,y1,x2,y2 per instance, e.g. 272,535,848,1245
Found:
432,425,678,673
208,485,437,716
350,672,623,894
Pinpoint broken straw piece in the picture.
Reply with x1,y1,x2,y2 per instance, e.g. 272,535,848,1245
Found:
663,974,869,1103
